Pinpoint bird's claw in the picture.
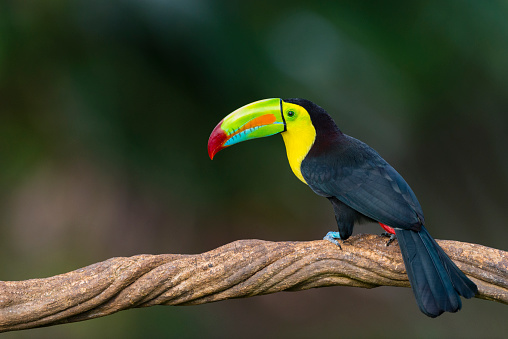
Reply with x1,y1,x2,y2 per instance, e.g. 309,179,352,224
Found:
323,231,342,250
384,234,397,247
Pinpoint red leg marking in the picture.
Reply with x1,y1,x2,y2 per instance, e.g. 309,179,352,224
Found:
379,223,395,235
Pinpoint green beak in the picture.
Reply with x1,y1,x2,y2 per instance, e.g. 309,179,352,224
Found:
208,98,285,159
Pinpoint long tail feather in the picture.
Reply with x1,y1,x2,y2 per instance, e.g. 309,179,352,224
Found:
395,226,478,317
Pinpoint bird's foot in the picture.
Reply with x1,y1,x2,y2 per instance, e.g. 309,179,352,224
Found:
378,222,396,246
323,231,342,250
382,233,397,247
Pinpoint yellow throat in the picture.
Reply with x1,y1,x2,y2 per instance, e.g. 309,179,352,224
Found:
280,103,316,184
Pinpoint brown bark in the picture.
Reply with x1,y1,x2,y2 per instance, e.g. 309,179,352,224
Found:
0,234,506,332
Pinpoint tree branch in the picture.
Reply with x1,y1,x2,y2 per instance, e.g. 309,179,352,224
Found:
0,234,506,332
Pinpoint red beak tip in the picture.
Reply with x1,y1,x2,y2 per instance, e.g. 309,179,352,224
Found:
208,144,223,160
208,120,227,160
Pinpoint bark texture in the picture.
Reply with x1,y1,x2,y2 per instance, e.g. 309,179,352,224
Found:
0,234,506,332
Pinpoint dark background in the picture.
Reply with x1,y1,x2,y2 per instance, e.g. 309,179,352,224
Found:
1,1,507,338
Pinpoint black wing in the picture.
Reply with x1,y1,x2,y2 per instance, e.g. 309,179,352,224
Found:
300,135,424,230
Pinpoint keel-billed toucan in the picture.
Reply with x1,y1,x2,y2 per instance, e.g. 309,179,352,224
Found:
207,98,477,317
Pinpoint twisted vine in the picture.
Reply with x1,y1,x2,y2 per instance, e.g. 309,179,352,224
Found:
0,234,506,332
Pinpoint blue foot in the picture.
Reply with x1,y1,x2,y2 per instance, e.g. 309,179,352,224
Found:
323,231,342,249
385,233,397,247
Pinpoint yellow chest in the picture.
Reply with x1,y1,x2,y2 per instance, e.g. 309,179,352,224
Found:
281,125,316,184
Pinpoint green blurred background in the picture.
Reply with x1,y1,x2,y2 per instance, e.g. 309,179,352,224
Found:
1,1,507,338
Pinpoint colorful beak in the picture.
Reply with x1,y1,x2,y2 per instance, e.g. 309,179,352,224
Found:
208,98,285,159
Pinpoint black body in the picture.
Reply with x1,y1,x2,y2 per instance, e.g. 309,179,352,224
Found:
286,98,478,317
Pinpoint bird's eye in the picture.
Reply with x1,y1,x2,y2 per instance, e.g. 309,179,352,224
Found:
287,110,295,117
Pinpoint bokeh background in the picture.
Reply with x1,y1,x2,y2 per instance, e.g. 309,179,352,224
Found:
1,1,507,338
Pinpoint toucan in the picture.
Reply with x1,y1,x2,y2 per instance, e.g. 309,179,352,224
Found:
207,98,478,317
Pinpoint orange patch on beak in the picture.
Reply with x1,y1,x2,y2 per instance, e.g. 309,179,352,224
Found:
228,114,277,139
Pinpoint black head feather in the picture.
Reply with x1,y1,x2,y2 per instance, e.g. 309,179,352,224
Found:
284,98,342,136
